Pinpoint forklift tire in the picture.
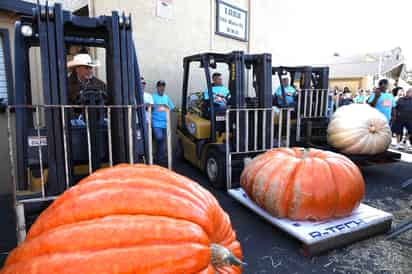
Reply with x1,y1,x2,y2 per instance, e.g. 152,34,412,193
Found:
204,149,226,189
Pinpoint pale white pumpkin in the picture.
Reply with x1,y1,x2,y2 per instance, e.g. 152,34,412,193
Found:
327,104,392,155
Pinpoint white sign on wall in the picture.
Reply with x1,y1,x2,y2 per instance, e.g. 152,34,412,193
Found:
157,0,174,19
216,1,248,41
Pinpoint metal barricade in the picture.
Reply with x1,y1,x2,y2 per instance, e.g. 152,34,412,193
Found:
7,104,173,242
225,107,293,188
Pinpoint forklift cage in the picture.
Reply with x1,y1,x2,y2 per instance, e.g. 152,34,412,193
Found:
225,107,293,189
296,88,331,142
273,66,330,145
7,104,173,242
13,2,151,196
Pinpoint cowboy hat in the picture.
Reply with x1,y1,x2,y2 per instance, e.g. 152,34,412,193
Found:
67,54,100,68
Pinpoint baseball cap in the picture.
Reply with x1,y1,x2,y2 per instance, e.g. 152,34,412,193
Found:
157,80,166,87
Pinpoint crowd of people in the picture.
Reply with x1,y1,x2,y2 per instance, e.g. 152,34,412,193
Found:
332,80,412,150
68,52,412,160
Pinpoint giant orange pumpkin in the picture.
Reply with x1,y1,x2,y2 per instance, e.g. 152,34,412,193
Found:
1,164,242,274
241,148,365,221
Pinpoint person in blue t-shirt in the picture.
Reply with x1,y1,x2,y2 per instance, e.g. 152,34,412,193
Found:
367,79,396,122
203,72,230,113
354,90,366,104
273,76,296,107
152,80,175,164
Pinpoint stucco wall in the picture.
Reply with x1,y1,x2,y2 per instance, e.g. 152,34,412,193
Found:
330,77,365,92
91,0,250,106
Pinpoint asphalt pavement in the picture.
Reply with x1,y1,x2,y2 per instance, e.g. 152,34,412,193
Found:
175,159,412,274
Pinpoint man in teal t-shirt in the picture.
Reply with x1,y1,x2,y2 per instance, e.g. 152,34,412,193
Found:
273,76,296,107
152,80,174,164
203,72,230,112
368,79,395,122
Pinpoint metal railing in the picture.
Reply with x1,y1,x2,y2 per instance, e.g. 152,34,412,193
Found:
225,107,293,189
297,89,330,118
7,104,172,241
296,89,331,142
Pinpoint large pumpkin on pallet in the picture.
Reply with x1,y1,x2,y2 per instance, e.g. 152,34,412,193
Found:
241,148,365,221
1,164,242,274
327,104,392,155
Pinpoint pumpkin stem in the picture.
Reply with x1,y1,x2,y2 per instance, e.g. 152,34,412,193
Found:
368,124,377,133
210,244,245,268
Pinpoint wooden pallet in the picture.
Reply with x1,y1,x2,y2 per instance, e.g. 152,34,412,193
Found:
228,188,393,256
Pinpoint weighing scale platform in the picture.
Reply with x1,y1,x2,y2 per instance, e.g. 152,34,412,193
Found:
228,188,393,256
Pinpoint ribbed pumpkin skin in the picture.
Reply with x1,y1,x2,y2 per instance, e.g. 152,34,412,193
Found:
241,148,365,221
1,164,242,274
328,104,392,155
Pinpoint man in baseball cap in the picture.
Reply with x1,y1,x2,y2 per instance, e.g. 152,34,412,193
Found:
273,74,297,107
151,80,175,164
67,53,106,104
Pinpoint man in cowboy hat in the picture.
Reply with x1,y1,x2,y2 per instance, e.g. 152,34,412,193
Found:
67,53,106,104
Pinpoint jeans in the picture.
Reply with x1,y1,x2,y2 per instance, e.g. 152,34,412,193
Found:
153,127,167,163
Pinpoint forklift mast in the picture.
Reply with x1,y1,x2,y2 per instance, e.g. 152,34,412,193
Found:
245,54,273,109
12,2,148,195
272,66,330,145
272,66,330,115
181,51,273,144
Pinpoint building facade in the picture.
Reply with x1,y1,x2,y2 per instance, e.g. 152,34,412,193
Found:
2,0,291,105
89,0,282,103
327,48,408,92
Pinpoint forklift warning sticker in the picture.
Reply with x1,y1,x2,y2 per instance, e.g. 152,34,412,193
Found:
28,136,47,147
228,188,393,244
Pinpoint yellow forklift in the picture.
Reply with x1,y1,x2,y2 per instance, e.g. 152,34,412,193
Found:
176,51,276,188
